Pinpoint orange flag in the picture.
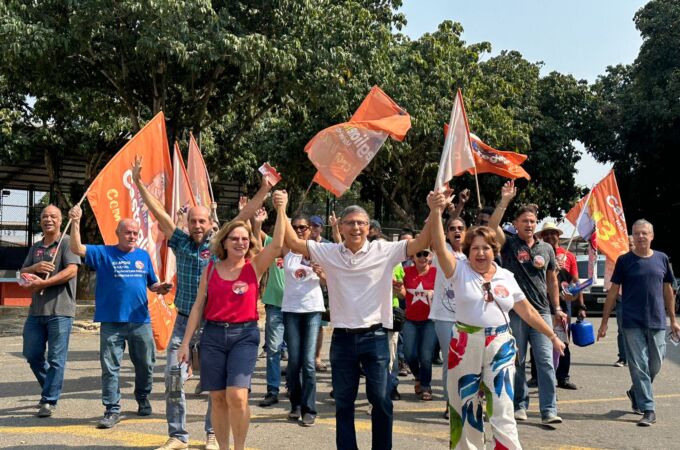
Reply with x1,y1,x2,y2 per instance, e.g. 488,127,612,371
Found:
187,133,213,207
436,89,476,191
306,86,411,196
565,170,628,263
86,112,176,351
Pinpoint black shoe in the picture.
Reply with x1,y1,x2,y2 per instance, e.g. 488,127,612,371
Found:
637,410,656,426
300,412,316,427
390,388,401,401
97,412,121,429
626,389,643,415
329,389,334,399
37,403,55,418
398,360,409,377
527,378,538,388
259,393,279,407
443,408,449,420
288,407,301,421
137,398,152,416
433,354,443,366
557,380,578,390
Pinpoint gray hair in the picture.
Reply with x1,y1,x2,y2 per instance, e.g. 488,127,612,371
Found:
632,219,653,233
339,205,369,220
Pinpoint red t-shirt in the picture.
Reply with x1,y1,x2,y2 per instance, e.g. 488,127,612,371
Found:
556,247,578,280
403,265,437,321
203,260,259,323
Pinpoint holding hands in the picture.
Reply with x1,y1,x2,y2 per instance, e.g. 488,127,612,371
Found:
272,190,288,211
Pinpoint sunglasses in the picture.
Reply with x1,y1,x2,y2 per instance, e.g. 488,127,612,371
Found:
448,226,465,232
416,251,430,258
482,282,494,303
292,225,310,231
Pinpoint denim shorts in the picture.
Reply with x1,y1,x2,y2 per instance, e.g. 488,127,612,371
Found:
199,321,260,390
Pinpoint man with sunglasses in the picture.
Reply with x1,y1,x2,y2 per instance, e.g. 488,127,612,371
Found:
277,194,444,450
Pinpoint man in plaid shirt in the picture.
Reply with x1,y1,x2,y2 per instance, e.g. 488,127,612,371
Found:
132,156,272,450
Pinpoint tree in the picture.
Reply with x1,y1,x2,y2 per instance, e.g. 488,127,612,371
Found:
580,0,680,259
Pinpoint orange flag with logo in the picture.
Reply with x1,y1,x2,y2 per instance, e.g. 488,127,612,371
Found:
86,112,176,351
565,170,628,263
306,86,411,196
187,133,214,207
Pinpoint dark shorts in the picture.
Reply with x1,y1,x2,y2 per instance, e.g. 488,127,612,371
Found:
199,321,260,391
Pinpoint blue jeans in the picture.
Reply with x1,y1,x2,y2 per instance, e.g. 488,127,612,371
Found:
616,299,627,363
331,328,392,450
623,327,666,412
100,322,155,414
433,319,455,402
22,315,74,405
402,320,437,389
165,315,212,442
264,304,284,395
283,311,321,414
510,312,557,419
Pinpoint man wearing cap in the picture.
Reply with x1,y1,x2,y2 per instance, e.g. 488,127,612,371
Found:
537,222,585,390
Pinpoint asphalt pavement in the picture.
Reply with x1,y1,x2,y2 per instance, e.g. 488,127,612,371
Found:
1,317,679,449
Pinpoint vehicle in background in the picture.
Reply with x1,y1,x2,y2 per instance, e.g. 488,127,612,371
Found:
576,254,607,314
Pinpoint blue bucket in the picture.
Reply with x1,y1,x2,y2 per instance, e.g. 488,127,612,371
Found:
571,320,595,347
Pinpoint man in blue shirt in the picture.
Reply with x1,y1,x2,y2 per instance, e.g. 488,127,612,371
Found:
131,155,272,450
598,219,679,427
69,206,172,429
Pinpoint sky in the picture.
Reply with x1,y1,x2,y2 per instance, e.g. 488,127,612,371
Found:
399,0,648,187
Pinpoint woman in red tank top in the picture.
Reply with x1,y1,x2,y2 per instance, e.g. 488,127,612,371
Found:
177,190,288,450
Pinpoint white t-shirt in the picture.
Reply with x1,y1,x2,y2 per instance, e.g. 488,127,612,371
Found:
428,243,467,322
307,239,408,329
451,260,525,328
281,252,325,313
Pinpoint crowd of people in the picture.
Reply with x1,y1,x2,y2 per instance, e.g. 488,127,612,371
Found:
17,160,678,449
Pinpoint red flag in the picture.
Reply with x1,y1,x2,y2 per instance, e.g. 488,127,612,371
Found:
187,133,213,207
86,112,176,350
436,89,476,190
566,170,628,262
306,86,411,196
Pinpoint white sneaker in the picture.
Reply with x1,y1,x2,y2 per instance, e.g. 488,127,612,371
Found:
514,409,528,421
541,414,563,424
205,432,219,450
154,437,188,450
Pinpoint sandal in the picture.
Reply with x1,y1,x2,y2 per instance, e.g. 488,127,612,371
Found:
421,391,433,401
414,381,422,396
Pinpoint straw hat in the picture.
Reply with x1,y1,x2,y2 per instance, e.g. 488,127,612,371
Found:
537,222,563,238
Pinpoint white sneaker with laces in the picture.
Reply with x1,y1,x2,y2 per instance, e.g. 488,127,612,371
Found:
205,432,219,450
154,437,188,450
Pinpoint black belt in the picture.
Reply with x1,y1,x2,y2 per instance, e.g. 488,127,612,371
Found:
177,311,189,318
206,320,257,328
333,323,383,334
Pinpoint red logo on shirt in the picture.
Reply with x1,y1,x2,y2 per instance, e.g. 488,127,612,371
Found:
275,258,284,269
233,281,248,295
135,261,145,270
200,249,211,260
294,268,307,280
533,255,545,269
517,249,530,263
36,248,45,258
49,248,57,258
493,285,509,298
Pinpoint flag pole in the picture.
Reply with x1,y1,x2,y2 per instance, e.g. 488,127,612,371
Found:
458,89,482,209
40,190,89,294
295,179,315,216
565,184,595,252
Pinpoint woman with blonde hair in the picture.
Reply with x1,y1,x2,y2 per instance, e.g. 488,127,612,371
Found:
430,195,565,449
177,191,288,450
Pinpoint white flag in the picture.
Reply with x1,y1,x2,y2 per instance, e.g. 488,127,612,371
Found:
434,89,475,191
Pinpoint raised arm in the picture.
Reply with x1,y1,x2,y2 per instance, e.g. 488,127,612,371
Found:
329,211,342,243
429,192,458,278
68,205,87,257
487,180,517,246
446,188,469,220
279,197,310,258
233,175,273,223
407,191,448,257
250,207,267,252
132,155,176,238
251,190,287,279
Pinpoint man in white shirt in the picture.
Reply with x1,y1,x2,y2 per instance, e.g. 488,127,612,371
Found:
274,190,444,450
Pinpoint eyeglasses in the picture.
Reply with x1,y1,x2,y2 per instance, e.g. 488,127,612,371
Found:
448,226,465,232
416,251,430,258
292,225,310,231
482,282,494,303
342,220,369,228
